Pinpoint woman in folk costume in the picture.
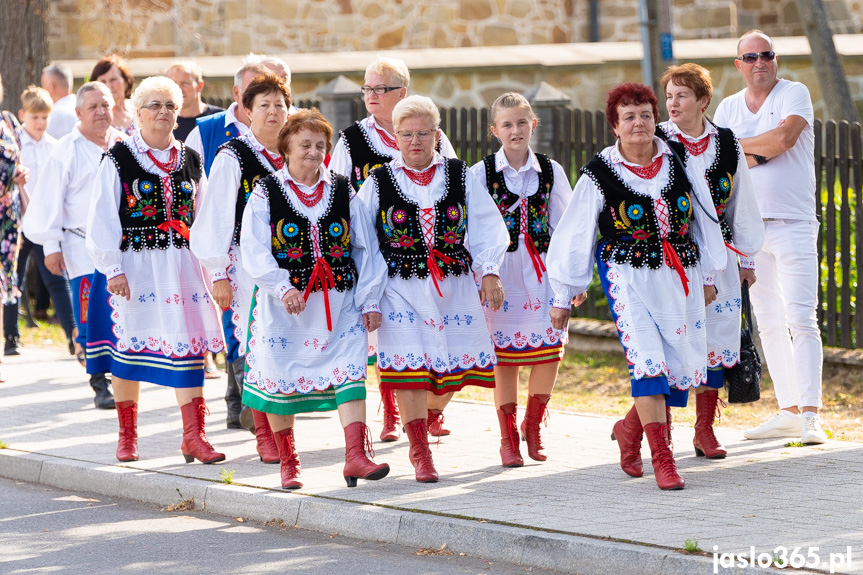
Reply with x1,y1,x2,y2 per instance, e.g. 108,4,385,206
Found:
330,56,457,442
358,95,509,483
191,72,291,465
86,76,226,464
470,93,572,467
240,109,389,490
547,83,726,490
657,63,763,458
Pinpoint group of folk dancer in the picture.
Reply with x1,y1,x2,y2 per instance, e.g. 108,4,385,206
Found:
10,31,827,493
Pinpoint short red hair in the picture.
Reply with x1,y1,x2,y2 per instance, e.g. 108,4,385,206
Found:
605,83,659,129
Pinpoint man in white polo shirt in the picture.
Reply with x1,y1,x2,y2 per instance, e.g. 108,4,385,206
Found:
713,29,826,444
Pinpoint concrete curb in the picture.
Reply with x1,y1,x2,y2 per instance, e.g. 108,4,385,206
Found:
0,448,805,575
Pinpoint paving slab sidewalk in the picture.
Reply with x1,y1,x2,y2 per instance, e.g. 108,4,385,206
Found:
1,347,861,575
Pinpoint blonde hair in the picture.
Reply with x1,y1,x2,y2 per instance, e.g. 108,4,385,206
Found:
20,85,53,113
365,57,410,88
489,92,537,131
166,61,203,83
131,76,183,110
392,95,440,133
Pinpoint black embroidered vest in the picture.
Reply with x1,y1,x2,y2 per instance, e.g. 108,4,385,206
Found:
264,172,356,294
657,124,739,243
107,141,202,252
582,142,699,270
373,158,473,280
483,153,554,253
340,122,395,191
218,138,277,246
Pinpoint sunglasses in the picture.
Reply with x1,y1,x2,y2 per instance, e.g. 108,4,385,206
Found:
737,51,776,64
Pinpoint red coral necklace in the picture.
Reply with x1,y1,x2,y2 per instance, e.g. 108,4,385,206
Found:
261,148,284,170
677,134,710,156
374,125,399,151
146,147,179,173
289,179,325,207
621,155,662,179
404,165,437,186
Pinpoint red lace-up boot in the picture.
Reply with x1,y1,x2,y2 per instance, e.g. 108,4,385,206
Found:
644,422,685,490
379,388,401,442
497,403,524,467
427,409,451,437
693,389,728,459
273,427,302,489
520,394,550,461
610,404,644,477
179,397,226,464
404,418,439,483
343,421,390,487
252,409,280,464
115,400,139,462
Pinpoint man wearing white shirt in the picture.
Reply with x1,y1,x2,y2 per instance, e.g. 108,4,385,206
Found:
41,64,77,139
713,30,826,444
23,82,125,409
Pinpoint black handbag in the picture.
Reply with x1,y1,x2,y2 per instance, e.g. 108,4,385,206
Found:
725,280,762,403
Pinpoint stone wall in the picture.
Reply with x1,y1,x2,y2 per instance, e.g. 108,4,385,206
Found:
46,0,862,61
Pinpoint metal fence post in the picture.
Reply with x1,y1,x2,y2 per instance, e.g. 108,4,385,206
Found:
316,75,363,144
525,82,572,157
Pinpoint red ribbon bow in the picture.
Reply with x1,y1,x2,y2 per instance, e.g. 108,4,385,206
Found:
427,249,459,298
303,258,336,331
157,220,190,240
662,239,690,296
523,232,547,283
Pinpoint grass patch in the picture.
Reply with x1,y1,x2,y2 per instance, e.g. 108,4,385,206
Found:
220,468,235,484
0,440,8,449
783,441,806,448
683,538,701,553
162,488,196,512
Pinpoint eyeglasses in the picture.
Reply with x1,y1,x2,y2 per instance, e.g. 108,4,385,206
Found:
737,51,775,64
143,101,179,112
397,130,433,142
361,85,402,96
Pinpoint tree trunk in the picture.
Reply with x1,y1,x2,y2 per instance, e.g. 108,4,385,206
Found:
0,0,48,110
795,0,860,123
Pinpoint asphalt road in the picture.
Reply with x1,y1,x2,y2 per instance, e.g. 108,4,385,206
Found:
0,477,563,575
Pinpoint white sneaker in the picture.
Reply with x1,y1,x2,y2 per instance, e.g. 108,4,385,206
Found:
743,411,801,439
801,413,828,444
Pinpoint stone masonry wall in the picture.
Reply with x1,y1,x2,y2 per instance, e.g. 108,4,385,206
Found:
47,0,862,60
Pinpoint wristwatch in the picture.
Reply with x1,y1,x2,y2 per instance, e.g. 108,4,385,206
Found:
754,154,769,165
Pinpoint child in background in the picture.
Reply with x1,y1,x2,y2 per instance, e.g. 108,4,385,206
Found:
470,93,573,468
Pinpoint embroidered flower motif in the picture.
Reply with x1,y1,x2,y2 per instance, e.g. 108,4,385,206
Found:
397,235,415,248
286,247,304,259
719,177,731,193
329,245,346,259
283,222,299,237
531,220,544,234
328,222,343,237
677,196,690,212
441,231,459,244
632,229,651,241
392,209,407,224
677,223,689,236
180,181,193,193
627,204,644,220
176,204,191,217
504,216,515,230
716,203,727,215
141,204,158,219
446,206,460,220
139,181,154,194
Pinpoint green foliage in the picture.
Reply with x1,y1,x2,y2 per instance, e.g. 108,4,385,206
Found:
0,440,8,449
220,468,235,484
683,538,701,553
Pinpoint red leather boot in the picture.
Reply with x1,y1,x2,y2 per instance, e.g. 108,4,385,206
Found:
644,422,685,490
404,418,439,483
520,394,550,461
343,421,390,487
693,389,728,459
116,400,139,462
273,427,302,489
252,409,280,464
179,397,226,464
610,404,644,477
497,403,524,467
379,387,401,442
427,409,451,437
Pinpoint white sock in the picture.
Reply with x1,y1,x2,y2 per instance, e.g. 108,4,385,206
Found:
801,412,818,419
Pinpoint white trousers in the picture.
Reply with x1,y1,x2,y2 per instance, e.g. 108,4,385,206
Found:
750,219,822,409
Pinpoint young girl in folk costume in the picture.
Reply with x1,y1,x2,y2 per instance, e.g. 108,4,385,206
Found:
240,109,389,490
471,93,573,467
